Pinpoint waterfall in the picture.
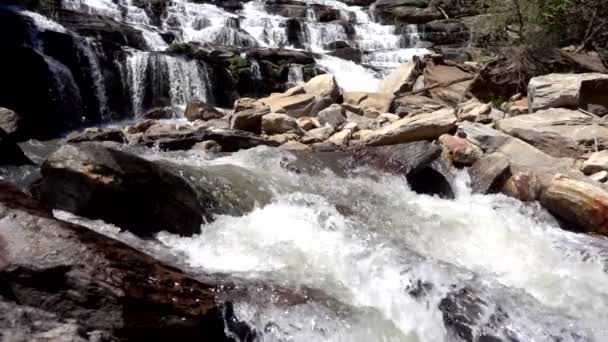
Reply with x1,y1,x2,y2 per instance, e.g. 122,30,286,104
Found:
316,55,381,92
250,60,262,80
122,51,150,116
44,56,83,120
286,64,304,88
121,51,210,116
163,55,209,106
76,38,109,120
404,24,421,47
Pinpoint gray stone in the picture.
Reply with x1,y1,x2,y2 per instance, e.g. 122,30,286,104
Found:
528,73,608,111
317,104,346,127
262,113,299,135
468,152,511,194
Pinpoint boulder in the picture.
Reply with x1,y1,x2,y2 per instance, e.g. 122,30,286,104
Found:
528,73,608,112
327,123,357,147
317,104,346,127
303,74,340,102
184,100,224,121
377,113,400,124
35,143,214,238
192,140,222,153
496,108,608,158
540,174,608,235
455,99,491,122
280,140,311,151
458,121,575,169
345,110,375,130
0,183,250,341
363,108,456,146
468,152,511,194
379,58,424,95
302,126,335,144
66,127,127,144
392,95,448,117
0,107,20,136
261,93,316,118
579,77,608,115
230,105,271,134
424,61,473,105
582,150,608,175
143,107,177,120
266,132,300,145
504,98,529,116
296,116,320,131
344,92,395,113
143,123,279,151
262,113,299,135
0,128,32,166
438,134,482,166
469,47,600,103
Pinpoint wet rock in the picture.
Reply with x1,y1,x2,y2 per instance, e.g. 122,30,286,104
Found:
540,174,608,235
192,140,222,153
184,100,224,121
363,108,456,146
392,95,448,117
496,108,608,158
143,124,279,151
379,58,424,95
582,151,608,175
0,128,33,166
35,143,213,238
0,183,246,341
66,128,127,144
501,170,546,202
438,134,482,166
327,41,362,63
230,106,271,134
0,107,20,136
468,152,511,194
262,113,299,135
143,107,177,120
124,119,156,135
528,73,608,112
317,104,346,127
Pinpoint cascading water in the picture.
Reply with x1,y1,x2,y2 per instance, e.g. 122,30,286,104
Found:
57,146,608,341
120,51,211,115
286,64,305,88
121,51,150,116
76,38,110,120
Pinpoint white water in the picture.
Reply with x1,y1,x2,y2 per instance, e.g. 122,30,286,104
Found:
77,38,109,119
316,55,381,92
286,64,305,88
57,147,608,342
121,51,150,116
163,55,210,105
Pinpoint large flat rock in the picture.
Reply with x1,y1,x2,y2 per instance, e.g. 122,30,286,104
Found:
528,73,608,111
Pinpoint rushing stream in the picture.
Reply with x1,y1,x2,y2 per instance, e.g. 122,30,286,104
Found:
55,146,608,341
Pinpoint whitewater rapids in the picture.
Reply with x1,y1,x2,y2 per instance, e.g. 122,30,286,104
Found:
56,146,608,341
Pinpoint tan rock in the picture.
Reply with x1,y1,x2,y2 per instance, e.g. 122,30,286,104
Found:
379,59,423,95
343,91,369,106
377,113,400,125
528,73,608,111
261,113,299,135
184,101,223,122
303,74,340,101
230,106,271,133
302,125,335,144
296,117,320,131
589,170,608,183
327,128,354,147
360,93,394,113
280,140,311,151
424,62,473,105
582,150,608,175
455,99,491,122
267,132,300,145
393,95,448,117
261,93,316,118
352,129,374,141
363,108,456,146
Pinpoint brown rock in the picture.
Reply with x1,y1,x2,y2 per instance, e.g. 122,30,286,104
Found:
438,134,482,166
230,105,271,134
540,174,608,235
296,116,320,131
184,100,224,121
424,62,473,105
468,152,510,194
303,74,340,102
262,113,299,135
280,140,311,151
261,93,316,118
